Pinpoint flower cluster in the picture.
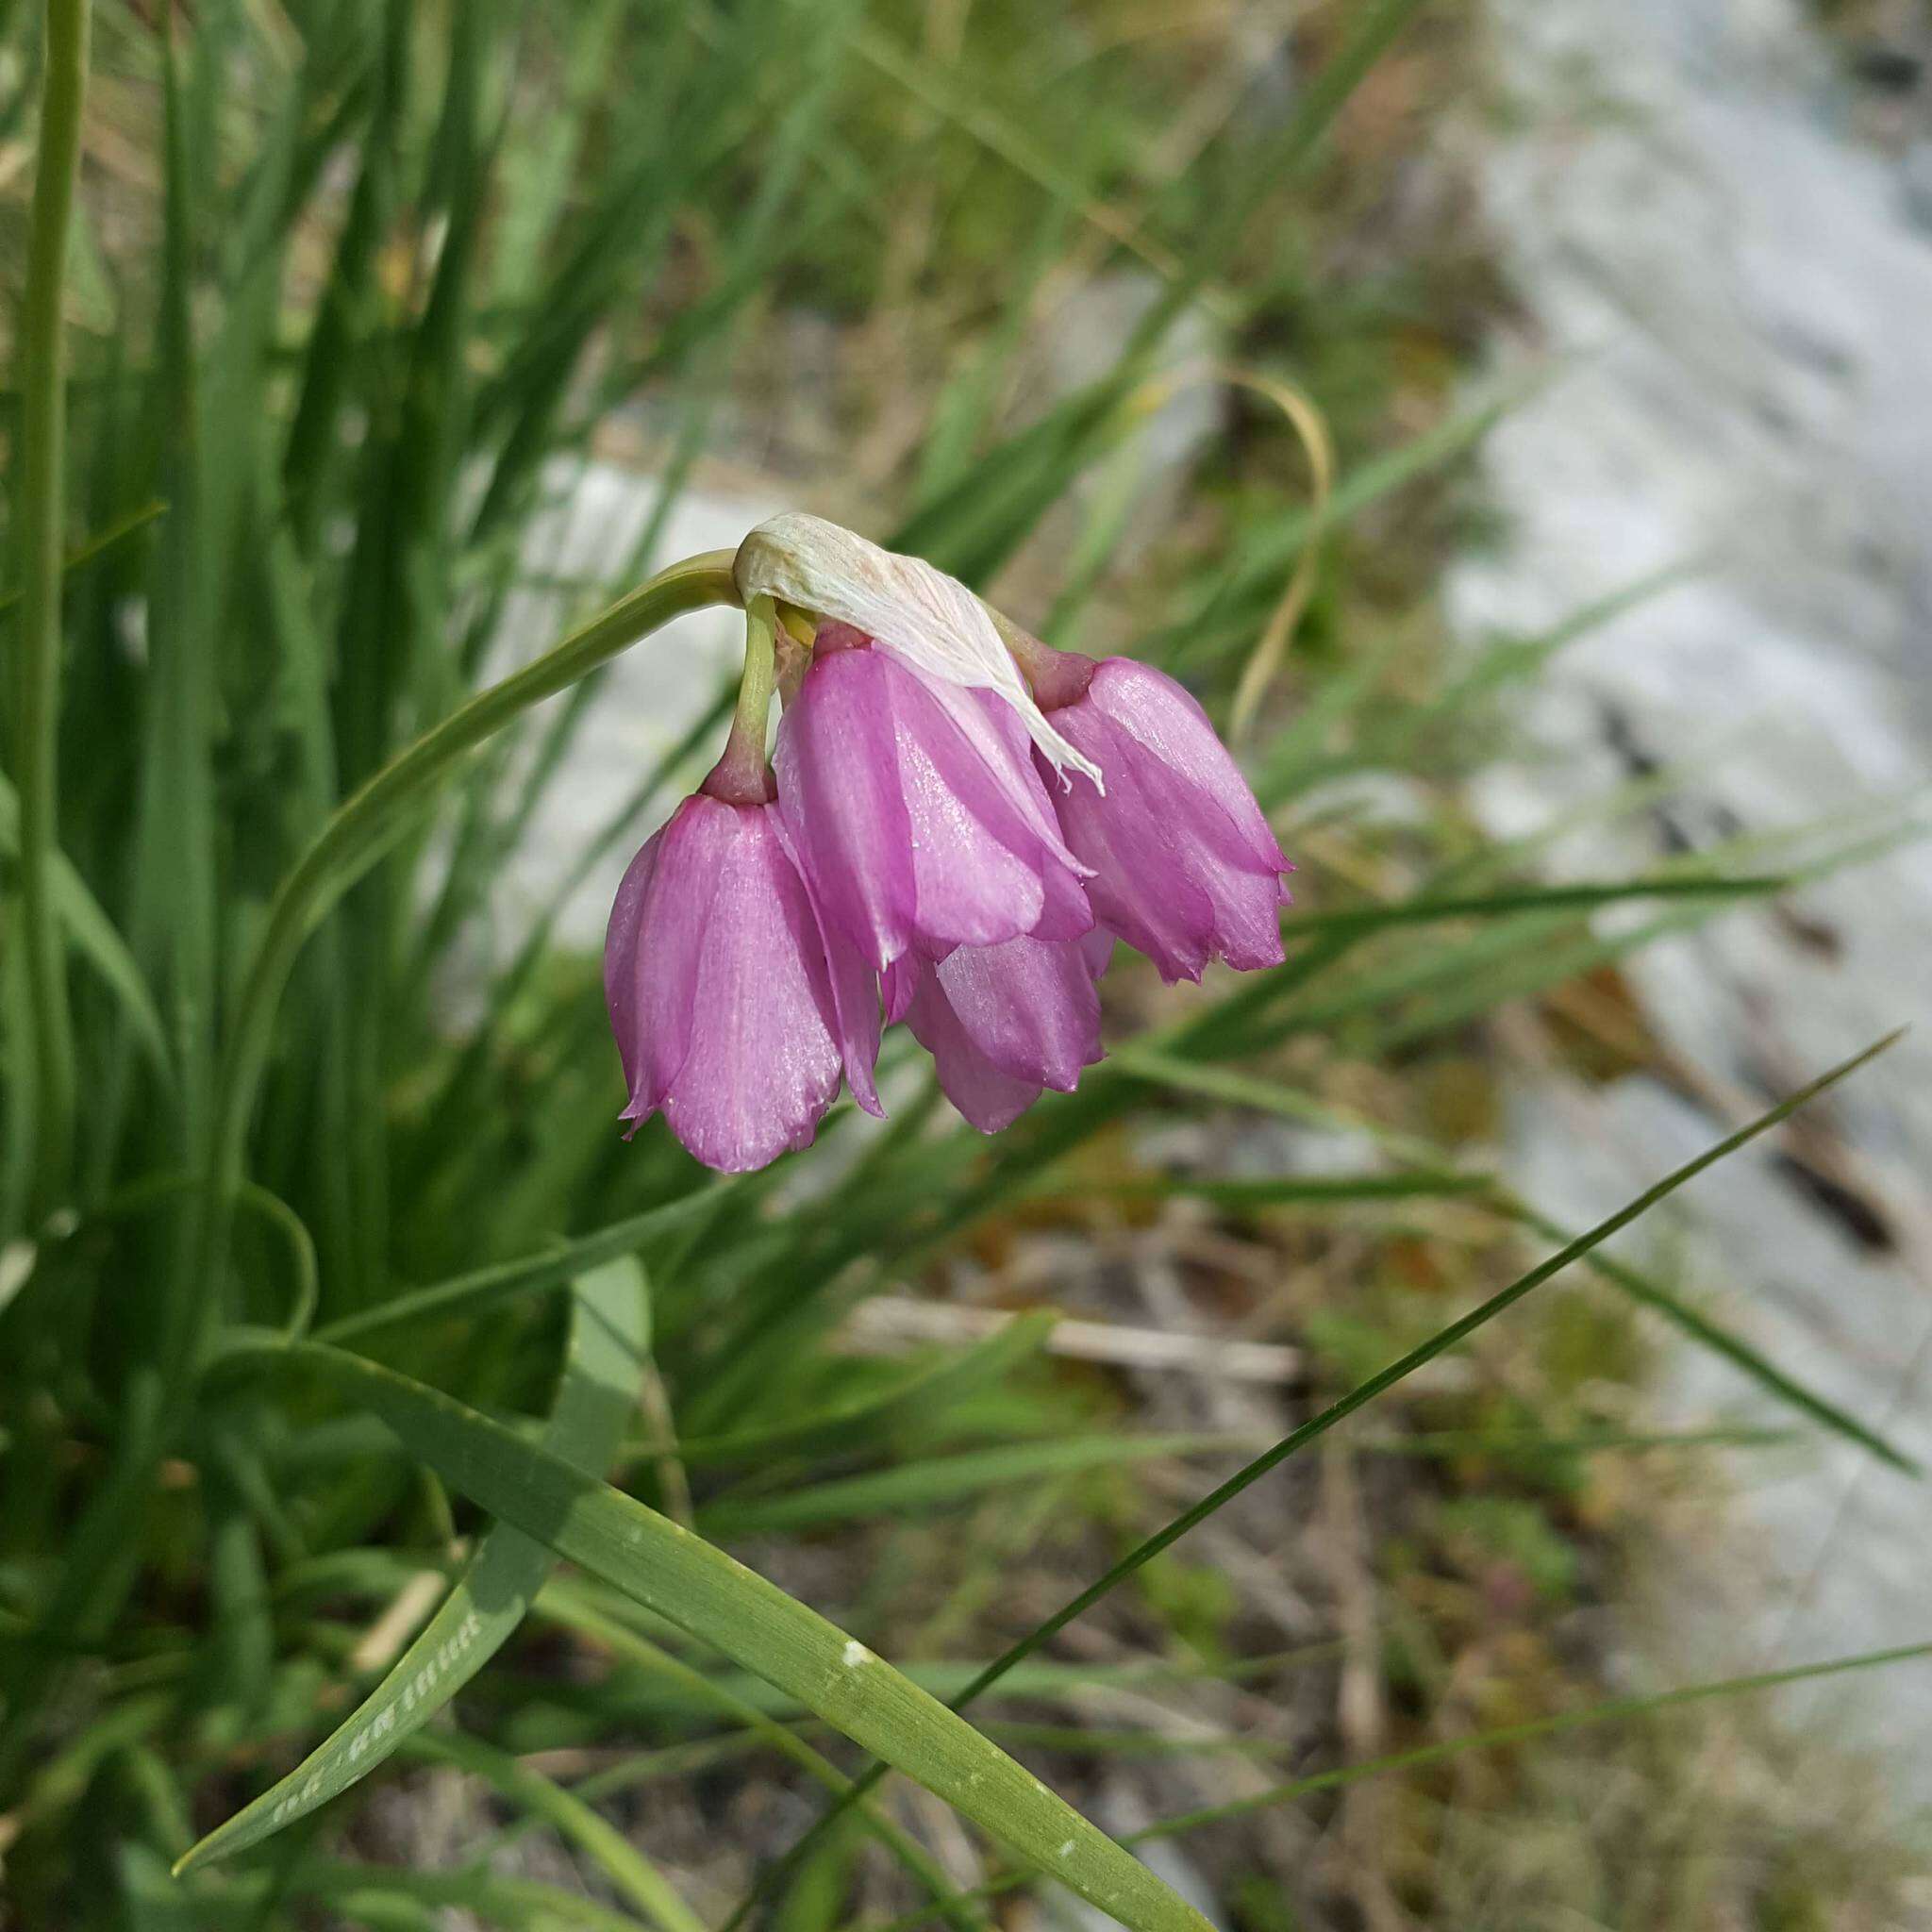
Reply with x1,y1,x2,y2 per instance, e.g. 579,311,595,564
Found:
605,516,1292,1173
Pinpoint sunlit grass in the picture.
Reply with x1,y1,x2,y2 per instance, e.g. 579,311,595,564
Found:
0,2,1924,1928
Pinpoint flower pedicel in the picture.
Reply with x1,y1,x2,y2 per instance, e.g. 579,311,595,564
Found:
604,514,1292,1172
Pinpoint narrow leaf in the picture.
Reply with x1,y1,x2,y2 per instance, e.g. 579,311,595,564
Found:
737,1034,1905,1894
404,1730,704,1932
223,1341,1212,1932
0,771,172,1081
175,1257,650,1873
314,1188,724,1344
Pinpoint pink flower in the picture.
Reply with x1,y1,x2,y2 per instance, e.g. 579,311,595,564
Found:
604,785,880,1173
602,515,1296,1173
1031,653,1292,984
884,931,1109,1134
774,625,1093,973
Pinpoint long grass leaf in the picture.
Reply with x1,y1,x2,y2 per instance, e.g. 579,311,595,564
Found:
221,1341,1214,1932
403,1730,704,1932
699,1435,1267,1537
731,1034,1902,1901
541,1582,986,1932
175,1257,651,1873
315,1187,726,1344
10,0,92,1207
860,1640,1932,1932
0,496,166,621
0,771,172,1081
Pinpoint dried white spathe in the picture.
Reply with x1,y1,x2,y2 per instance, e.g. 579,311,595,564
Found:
733,512,1102,789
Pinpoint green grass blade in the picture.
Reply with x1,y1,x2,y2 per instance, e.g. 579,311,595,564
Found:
293,1860,650,1932
11,0,92,1209
0,771,172,1083
1111,1046,1917,1470
699,1435,1266,1537
675,1310,1055,1468
1510,1203,1921,1474
942,1033,1903,1705
860,1640,1932,1932
403,1730,704,1932
541,1581,986,1932
224,1341,1213,1932
1136,1639,1932,1838
1049,1173,1490,1208
175,1257,651,1873
734,1033,1903,1898
314,1186,728,1344
0,496,166,621
1285,874,1789,940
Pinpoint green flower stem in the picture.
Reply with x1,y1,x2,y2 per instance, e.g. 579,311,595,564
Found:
195,550,741,1353
0,553,741,1782
706,595,778,801
13,0,92,1214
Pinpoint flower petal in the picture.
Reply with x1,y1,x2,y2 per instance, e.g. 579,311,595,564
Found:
1047,706,1221,983
774,650,919,972
768,802,884,1118
660,805,845,1172
604,825,666,1115
1088,658,1289,873
623,799,739,1116
902,964,1044,1134
930,936,1101,1091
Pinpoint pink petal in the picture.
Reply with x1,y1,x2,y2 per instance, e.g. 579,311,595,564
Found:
930,936,1101,1091
625,799,738,1114
774,650,918,972
1088,658,1290,873
604,825,666,1114
902,967,1044,1134
659,805,845,1172
1049,707,1220,983
770,805,882,1116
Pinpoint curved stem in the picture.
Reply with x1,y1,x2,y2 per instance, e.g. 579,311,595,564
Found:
704,595,777,803
195,549,741,1355
0,555,742,1779
14,0,92,1214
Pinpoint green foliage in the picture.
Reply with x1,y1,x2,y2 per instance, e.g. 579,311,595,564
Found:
0,3,1924,1930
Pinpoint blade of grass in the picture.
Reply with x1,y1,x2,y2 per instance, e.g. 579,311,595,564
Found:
1111,1044,1917,1469
1285,874,1789,940
952,1031,1902,1695
402,1730,704,1932
11,0,92,1210
0,771,172,1082
698,1434,1270,1538
291,1861,651,1932
1509,1202,1919,1474
314,1186,727,1344
541,1580,988,1932
724,1032,1903,1918
216,1338,1214,1932
858,1639,1932,1932
0,496,166,622
175,1257,651,1873
673,1310,1054,1469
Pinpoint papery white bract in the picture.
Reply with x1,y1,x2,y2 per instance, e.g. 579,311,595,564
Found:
733,512,1102,789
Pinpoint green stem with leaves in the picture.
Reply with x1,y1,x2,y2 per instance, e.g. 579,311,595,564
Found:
13,0,92,1215
0,553,741,1784
199,549,741,1304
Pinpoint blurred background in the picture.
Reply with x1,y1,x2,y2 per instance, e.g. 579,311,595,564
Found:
3,0,1931,1925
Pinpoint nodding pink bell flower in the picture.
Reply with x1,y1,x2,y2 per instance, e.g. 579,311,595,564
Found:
1027,651,1292,985
604,776,881,1174
774,624,1094,974
884,931,1108,1134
